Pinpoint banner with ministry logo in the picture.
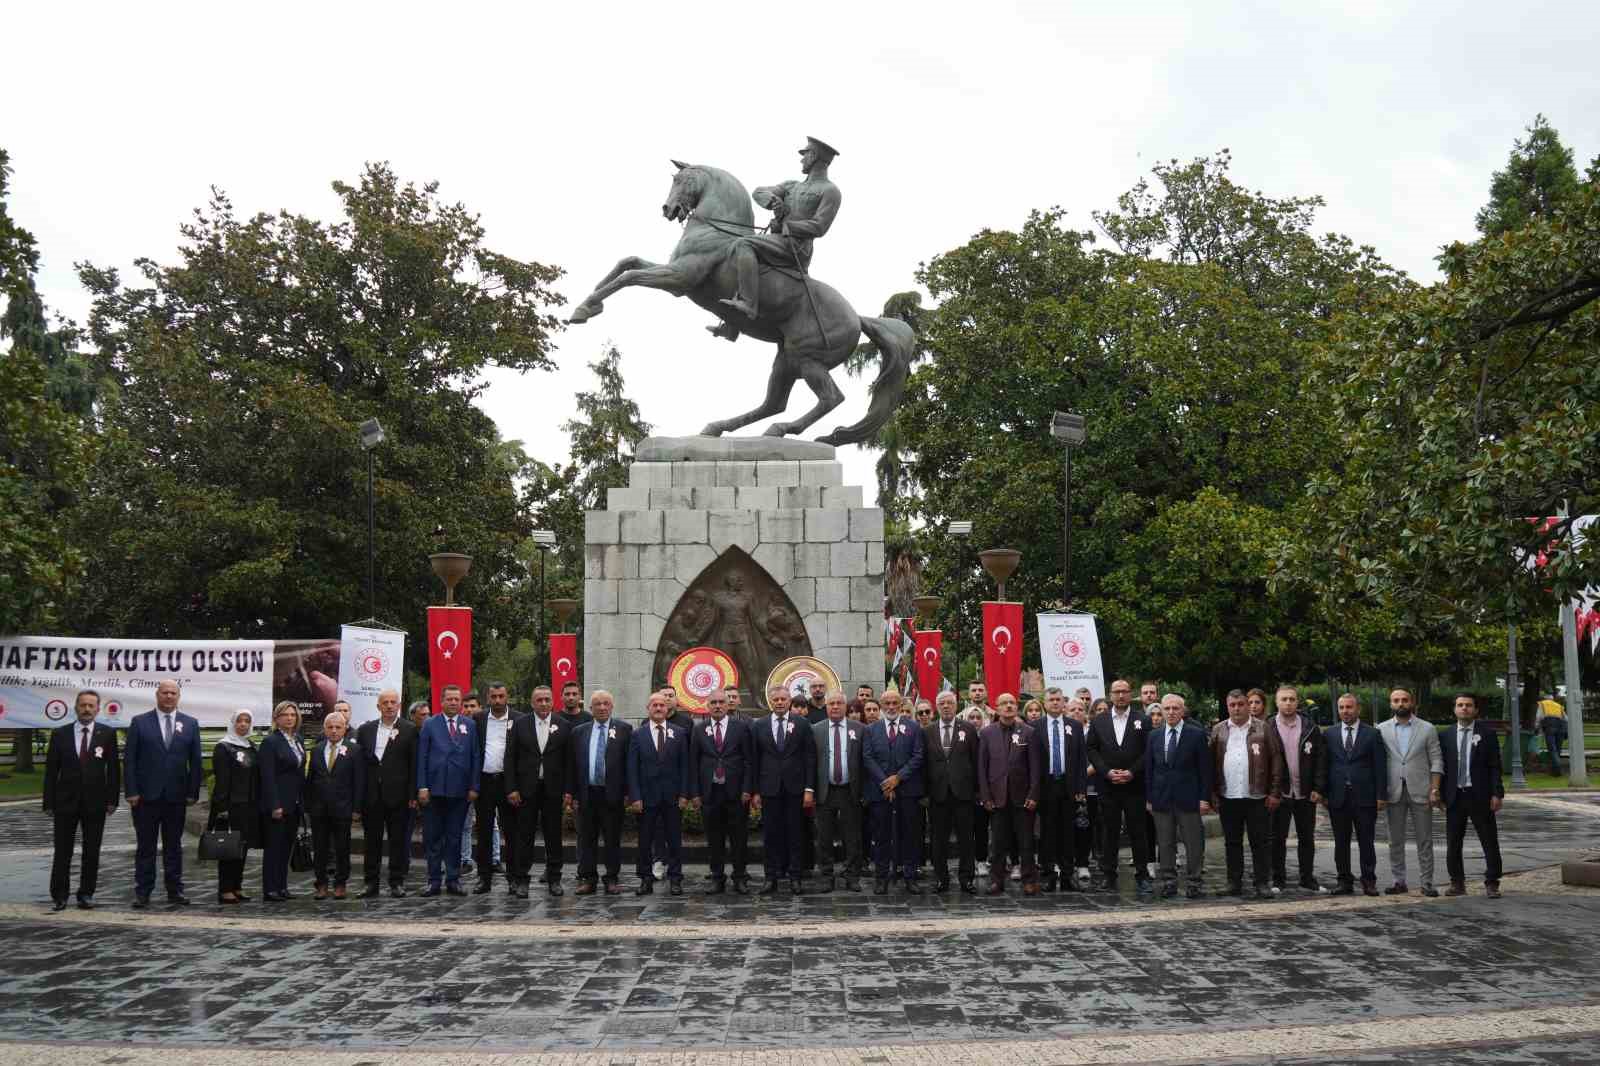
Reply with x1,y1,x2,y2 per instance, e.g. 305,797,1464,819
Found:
337,625,408,726
1037,613,1106,701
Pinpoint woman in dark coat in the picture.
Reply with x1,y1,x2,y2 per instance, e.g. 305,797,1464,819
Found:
258,700,307,902
208,709,263,903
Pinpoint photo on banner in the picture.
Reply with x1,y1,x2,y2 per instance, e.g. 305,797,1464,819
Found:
1036,613,1106,702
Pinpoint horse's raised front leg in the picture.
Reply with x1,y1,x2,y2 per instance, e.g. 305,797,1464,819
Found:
567,255,658,323
702,348,799,437
762,355,843,437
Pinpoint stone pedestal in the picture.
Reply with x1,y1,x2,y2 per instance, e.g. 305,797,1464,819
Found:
584,440,884,719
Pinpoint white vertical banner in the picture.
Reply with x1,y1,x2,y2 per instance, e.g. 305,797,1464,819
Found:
1036,613,1105,701
337,625,407,726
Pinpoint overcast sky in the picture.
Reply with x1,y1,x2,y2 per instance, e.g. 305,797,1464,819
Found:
8,2,1596,506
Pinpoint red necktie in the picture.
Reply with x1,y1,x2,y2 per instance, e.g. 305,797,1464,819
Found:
79,726,90,766
715,720,724,752
448,717,458,740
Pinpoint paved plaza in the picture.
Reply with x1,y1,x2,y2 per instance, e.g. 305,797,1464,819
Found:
1,792,1598,1064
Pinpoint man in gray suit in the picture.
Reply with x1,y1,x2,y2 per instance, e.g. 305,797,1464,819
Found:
1377,688,1443,897
812,690,864,892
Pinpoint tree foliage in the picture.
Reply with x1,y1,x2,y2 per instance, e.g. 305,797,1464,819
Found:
1476,115,1583,238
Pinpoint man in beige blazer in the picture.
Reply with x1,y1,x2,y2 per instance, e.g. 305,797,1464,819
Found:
1377,688,1443,897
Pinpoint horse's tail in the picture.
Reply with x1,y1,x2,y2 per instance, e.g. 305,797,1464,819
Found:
817,314,915,447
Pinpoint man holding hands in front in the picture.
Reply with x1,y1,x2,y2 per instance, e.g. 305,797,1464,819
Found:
977,692,1042,895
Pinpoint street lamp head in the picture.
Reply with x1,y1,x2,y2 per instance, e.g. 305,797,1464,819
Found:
1050,411,1086,446
358,418,386,450
949,520,973,537
531,529,557,549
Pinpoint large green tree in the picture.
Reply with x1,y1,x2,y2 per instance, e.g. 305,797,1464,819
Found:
68,164,565,676
1476,114,1583,238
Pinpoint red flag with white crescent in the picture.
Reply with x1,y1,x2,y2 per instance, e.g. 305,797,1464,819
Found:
914,630,943,702
981,601,1023,709
426,605,473,714
549,633,579,694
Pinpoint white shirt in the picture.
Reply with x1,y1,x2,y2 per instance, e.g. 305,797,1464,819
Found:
482,712,512,773
1393,717,1414,758
1220,720,1253,799
374,718,399,761
1457,724,1475,787
1111,709,1130,745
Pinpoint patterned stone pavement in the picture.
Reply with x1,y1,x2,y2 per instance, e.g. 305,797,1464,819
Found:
0,792,1596,1063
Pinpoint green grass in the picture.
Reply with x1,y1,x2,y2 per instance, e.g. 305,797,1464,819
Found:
0,769,44,800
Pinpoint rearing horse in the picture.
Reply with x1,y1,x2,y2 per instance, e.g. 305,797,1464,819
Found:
567,162,913,446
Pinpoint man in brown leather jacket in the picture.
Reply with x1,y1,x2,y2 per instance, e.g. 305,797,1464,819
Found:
1210,690,1288,898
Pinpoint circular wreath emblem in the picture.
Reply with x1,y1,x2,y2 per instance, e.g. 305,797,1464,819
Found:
766,655,843,706
1053,634,1085,667
667,646,738,714
355,645,391,681
44,698,70,722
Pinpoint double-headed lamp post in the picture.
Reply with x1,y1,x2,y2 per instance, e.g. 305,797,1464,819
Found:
357,418,386,619
1049,411,1086,608
531,529,556,685
949,520,973,689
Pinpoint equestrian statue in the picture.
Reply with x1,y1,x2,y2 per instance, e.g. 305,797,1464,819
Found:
567,137,914,446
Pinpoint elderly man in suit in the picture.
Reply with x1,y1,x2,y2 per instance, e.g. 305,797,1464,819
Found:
306,710,364,900
506,683,569,897
1325,693,1388,896
1441,693,1504,899
1210,689,1288,899
1378,687,1444,898
750,683,816,894
43,690,120,910
924,690,979,894
810,689,864,893
627,691,690,895
863,689,927,894
1145,693,1214,899
416,683,481,896
977,692,1041,894
690,688,755,894
1086,678,1152,893
1036,686,1088,892
356,689,418,897
124,678,204,907
471,681,523,895
1268,685,1327,894
568,690,632,895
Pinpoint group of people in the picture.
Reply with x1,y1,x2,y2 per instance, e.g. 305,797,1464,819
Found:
39,674,1508,908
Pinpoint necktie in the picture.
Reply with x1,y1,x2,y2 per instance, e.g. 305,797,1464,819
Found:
715,720,724,752
942,723,951,751
1051,719,1063,776
448,717,458,740
80,726,91,766
1459,727,1471,784
326,745,335,771
832,723,843,786
656,724,665,752
1166,726,1177,766
162,714,173,748
592,724,606,786
775,716,786,751
1345,726,1353,753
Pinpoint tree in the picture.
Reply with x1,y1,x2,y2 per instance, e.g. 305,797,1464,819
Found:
1475,115,1583,238
67,164,566,679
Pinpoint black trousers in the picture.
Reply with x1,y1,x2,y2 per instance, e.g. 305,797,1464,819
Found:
51,808,107,902
636,803,683,881
813,788,862,877
1218,796,1271,887
988,803,1037,882
514,785,565,884
311,815,352,887
703,786,751,879
132,799,188,898
927,797,976,883
363,801,413,887
1271,795,1318,884
1097,783,1150,878
761,791,804,880
474,772,517,884
261,815,295,896
576,790,624,883
973,803,989,864
1036,778,1078,878
800,806,817,872
871,794,921,878
1446,788,1504,884
1076,794,1099,865
1329,802,1378,885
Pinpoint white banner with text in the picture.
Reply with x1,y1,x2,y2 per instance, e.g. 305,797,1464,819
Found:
1036,613,1106,702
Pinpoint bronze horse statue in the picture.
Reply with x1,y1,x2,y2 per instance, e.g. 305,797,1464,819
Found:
567,163,913,446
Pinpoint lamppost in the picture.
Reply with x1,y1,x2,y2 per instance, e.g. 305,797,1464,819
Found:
358,418,385,619
950,520,972,688
1050,411,1086,609
531,529,556,685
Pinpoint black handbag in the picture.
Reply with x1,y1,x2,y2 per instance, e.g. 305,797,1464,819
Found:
199,825,245,862
289,812,315,872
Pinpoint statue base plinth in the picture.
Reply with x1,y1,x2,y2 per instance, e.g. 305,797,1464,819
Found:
634,435,837,463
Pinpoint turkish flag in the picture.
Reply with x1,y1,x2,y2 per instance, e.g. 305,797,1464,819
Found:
981,601,1023,708
549,633,579,694
914,630,943,702
426,606,473,714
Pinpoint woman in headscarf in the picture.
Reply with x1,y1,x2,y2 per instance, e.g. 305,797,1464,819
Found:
208,709,262,904
258,700,307,902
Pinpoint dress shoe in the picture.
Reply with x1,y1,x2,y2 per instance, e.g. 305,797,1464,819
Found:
1444,881,1468,897
472,881,493,895
1330,881,1355,896
420,884,443,897
960,880,978,894
508,883,526,899
77,896,95,910
548,881,565,897
636,880,654,896
491,861,505,874
1042,876,1057,893
933,878,951,894
605,881,624,895
460,859,475,874
1250,884,1268,900
904,880,923,895
759,880,780,896
817,876,835,894
705,879,727,896
790,879,804,895
1361,880,1379,897
390,884,407,898
1135,879,1154,896
220,894,241,906
168,894,191,906
51,900,67,912
264,892,288,903
1299,876,1324,893
333,885,347,900
873,879,889,895
985,880,1005,896
1421,885,1440,898
1224,881,1244,897
313,886,329,901
668,879,683,896
1022,882,1040,896
575,880,598,896
843,877,861,893
1185,885,1203,899
445,883,467,896
1063,874,1083,892
360,884,382,899
1384,882,1409,896
1160,882,1178,899
1485,882,1502,899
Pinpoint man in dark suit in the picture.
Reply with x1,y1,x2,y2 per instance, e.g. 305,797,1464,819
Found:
627,692,690,895
689,688,755,893
810,690,864,893
356,689,418,897
924,690,979,894
472,680,524,895
977,692,1042,894
416,683,480,896
306,709,365,899
1145,693,1214,899
750,684,816,894
862,689,927,894
568,690,632,895
1324,693,1388,896
123,678,204,907
1036,687,1088,892
1086,677,1152,893
43,690,120,910
558,680,593,731
506,683,569,896
1440,693,1505,899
